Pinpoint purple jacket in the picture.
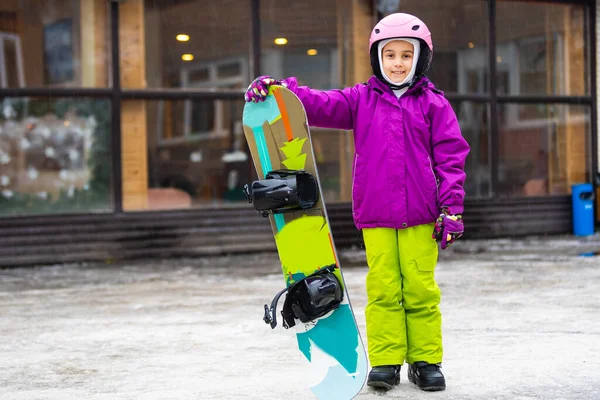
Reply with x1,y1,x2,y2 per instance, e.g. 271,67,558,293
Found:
282,75,470,230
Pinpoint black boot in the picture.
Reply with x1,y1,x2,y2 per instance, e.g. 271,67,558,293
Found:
408,362,446,391
367,365,401,390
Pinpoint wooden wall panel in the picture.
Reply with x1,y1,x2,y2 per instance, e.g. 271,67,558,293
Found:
119,0,148,210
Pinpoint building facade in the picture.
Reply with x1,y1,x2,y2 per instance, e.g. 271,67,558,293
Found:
0,0,597,265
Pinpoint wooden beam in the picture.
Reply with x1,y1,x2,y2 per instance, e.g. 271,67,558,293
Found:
80,0,108,87
118,0,149,210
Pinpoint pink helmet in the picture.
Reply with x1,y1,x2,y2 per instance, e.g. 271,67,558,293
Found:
369,13,433,85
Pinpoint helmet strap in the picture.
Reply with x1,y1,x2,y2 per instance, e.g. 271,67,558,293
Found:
386,80,411,91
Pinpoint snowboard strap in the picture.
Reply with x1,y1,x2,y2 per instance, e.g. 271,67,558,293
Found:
243,169,319,217
263,286,288,329
263,264,343,329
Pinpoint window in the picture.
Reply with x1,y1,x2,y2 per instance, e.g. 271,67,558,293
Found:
497,104,591,197
496,1,588,96
177,58,248,139
451,101,491,198
142,0,251,89
381,0,489,94
122,96,247,211
0,1,110,88
0,97,112,216
260,0,344,89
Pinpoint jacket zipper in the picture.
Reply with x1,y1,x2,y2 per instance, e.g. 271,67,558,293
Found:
427,156,439,201
351,154,358,216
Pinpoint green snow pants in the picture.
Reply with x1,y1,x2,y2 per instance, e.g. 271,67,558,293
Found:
363,223,442,367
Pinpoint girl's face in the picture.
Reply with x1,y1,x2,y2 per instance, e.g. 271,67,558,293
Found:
381,40,414,83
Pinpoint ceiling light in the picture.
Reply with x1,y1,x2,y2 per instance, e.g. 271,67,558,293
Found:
182,54,194,61
307,49,318,56
468,42,475,49
176,34,190,42
274,38,288,45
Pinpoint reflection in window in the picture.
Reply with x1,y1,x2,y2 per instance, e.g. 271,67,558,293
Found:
497,104,590,197
143,0,251,89
0,97,112,216
450,101,491,198
0,0,110,88
309,128,348,202
130,97,248,211
379,0,489,94
496,1,587,96
260,0,344,89
179,58,248,136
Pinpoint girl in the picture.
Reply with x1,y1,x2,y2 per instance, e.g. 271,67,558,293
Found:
245,12,470,392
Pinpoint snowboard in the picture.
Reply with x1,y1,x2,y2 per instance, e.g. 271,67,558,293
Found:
242,85,368,400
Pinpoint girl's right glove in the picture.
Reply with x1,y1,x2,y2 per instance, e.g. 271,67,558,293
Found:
432,212,464,250
244,76,285,103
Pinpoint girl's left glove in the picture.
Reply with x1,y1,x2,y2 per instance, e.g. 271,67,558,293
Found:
244,76,286,103
432,211,464,250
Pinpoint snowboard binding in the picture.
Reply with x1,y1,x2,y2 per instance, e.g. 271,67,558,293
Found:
243,169,319,217
263,264,343,329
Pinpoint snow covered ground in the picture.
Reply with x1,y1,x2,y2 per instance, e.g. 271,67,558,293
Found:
0,234,599,399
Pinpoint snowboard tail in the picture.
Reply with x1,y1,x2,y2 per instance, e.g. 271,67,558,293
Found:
242,86,367,400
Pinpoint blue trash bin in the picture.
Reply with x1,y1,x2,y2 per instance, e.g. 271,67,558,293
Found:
571,183,595,236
